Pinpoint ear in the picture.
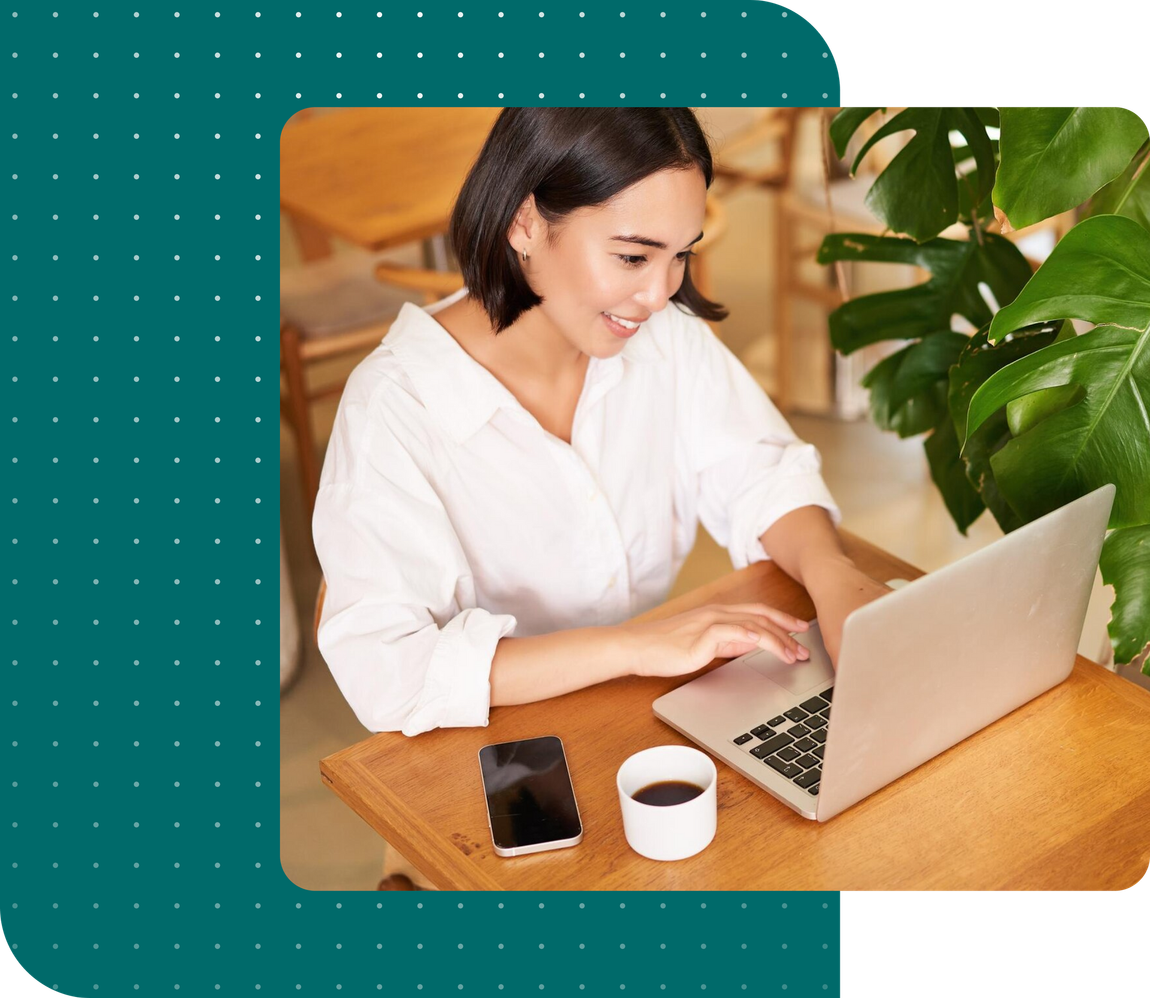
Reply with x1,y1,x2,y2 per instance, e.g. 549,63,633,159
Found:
507,193,541,256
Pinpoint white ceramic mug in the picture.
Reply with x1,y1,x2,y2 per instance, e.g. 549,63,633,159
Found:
616,745,717,861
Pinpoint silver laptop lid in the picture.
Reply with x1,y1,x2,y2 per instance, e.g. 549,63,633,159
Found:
817,484,1115,822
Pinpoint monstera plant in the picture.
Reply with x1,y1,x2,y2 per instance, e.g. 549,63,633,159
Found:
818,107,1150,672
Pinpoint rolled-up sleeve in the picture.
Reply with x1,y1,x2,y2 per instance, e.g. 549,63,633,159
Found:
676,312,841,570
312,405,516,737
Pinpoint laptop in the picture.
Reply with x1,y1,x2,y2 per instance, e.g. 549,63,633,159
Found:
653,484,1115,821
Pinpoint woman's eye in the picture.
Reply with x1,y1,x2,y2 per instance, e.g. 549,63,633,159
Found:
617,250,696,268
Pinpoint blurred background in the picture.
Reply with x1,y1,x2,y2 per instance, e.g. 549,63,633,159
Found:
277,106,1122,890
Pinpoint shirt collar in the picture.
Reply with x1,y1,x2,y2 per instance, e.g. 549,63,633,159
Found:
385,289,664,444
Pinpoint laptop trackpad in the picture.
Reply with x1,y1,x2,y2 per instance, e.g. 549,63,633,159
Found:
743,624,835,695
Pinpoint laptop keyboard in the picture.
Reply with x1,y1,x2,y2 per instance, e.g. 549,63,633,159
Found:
731,689,832,796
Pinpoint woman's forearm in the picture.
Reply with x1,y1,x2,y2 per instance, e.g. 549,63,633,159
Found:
489,626,637,707
759,505,854,590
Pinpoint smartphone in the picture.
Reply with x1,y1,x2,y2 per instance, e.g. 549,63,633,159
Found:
477,735,584,857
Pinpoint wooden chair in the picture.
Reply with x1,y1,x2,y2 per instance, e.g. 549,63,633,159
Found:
703,109,815,408
280,251,464,519
709,107,803,194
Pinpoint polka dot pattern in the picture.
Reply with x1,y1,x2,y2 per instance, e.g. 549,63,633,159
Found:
3,2,840,993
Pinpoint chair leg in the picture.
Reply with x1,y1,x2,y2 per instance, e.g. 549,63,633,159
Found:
280,323,321,521
288,213,334,262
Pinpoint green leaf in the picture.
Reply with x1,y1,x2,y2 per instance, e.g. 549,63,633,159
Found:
953,137,1000,223
948,324,1066,532
864,342,947,436
1086,139,1150,234
986,214,1150,344
862,333,968,438
829,107,883,159
973,326,1150,529
818,231,1032,354
957,168,995,224
992,108,1148,231
1005,382,1086,436
973,108,1000,129
924,413,985,535
1098,526,1150,668
965,214,1150,530
885,332,970,412
847,107,997,242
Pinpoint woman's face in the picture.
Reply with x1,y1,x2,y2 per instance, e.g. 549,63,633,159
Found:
515,166,709,358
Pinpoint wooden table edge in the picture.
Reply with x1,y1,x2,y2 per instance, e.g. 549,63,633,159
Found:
319,753,501,891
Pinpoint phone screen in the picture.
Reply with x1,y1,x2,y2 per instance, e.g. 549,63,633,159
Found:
478,735,582,851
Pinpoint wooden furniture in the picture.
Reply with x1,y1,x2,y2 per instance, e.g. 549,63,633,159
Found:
280,258,464,518
694,196,726,297
281,107,501,257
280,108,499,516
710,107,802,193
319,531,1150,890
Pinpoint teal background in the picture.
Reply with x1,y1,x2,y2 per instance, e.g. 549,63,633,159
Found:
3,1,840,993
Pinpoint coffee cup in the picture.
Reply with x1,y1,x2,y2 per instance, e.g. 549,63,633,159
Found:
616,745,717,861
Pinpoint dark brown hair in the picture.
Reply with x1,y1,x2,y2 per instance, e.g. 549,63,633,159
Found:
449,108,728,333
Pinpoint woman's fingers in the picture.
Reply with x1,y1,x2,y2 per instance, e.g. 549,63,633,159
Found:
709,621,801,663
707,609,809,660
700,624,761,661
744,624,805,662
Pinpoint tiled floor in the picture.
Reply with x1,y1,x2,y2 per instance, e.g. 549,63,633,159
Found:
278,112,1125,891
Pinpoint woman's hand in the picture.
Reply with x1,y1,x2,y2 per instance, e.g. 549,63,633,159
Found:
619,603,812,679
803,556,895,667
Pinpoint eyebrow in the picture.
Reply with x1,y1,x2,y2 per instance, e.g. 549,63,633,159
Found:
609,231,705,251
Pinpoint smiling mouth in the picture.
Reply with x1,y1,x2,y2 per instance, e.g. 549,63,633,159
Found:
603,312,646,329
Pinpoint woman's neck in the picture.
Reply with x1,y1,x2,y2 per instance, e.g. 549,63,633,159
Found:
439,295,586,384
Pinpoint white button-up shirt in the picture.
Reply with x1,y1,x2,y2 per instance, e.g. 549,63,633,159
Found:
312,288,840,736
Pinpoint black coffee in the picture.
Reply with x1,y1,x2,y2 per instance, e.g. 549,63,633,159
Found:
632,780,705,807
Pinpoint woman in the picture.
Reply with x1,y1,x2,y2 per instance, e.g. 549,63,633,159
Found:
312,109,889,882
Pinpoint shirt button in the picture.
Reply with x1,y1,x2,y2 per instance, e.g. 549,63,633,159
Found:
588,491,598,502
608,575,617,587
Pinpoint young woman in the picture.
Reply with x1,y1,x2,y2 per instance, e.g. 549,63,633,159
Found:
313,108,891,744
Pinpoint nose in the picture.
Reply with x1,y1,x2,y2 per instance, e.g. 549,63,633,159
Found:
633,260,680,313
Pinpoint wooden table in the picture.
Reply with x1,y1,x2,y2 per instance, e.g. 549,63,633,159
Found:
280,107,500,258
320,531,1150,891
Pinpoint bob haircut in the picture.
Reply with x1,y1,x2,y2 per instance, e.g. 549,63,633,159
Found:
449,107,728,333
